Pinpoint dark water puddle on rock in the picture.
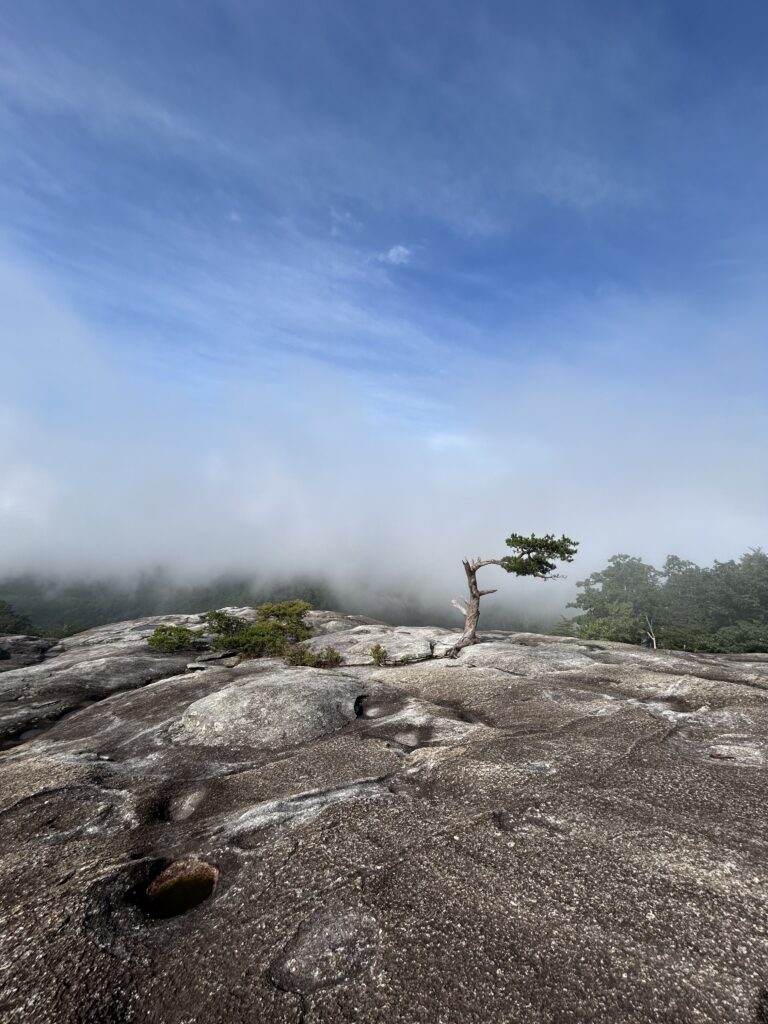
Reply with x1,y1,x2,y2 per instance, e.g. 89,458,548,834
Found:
0,727,45,750
0,697,103,752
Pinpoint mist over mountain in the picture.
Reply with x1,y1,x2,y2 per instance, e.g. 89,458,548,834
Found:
0,568,567,637
3,251,765,615
1,2,766,634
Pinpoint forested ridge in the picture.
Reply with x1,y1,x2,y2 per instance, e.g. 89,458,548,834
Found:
0,573,337,637
565,548,768,652
0,570,554,638
2,549,767,653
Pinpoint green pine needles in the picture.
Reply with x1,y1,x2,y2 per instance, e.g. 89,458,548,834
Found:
499,533,579,578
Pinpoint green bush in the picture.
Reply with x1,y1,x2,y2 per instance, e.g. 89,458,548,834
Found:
285,645,343,668
710,621,768,654
149,600,315,660
370,643,388,666
574,602,644,645
147,625,201,653
205,600,313,658
213,620,297,657
203,609,245,636
256,600,311,631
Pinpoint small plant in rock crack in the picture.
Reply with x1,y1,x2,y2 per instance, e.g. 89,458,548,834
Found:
147,625,203,653
284,645,343,668
370,644,388,666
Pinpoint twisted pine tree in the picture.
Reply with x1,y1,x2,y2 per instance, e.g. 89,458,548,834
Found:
451,532,578,652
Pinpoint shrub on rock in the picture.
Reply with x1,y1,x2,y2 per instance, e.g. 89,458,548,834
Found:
204,600,313,658
370,644,388,666
202,609,244,636
147,625,201,653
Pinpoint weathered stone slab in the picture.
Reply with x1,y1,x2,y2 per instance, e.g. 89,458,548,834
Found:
304,623,453,664
2,612,768,1023
0,634,55,673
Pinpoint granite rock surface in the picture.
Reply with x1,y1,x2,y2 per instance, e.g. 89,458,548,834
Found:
2,610,768,1023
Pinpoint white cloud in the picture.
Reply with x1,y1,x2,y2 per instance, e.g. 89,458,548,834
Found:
1,249,766,620
378,244,412,266
330,207,363,235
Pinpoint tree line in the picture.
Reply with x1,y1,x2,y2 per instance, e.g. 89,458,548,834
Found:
0,572,337,637
565,549,768,652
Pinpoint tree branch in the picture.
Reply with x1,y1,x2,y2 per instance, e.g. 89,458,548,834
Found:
451,598,468,616
471,558,503,570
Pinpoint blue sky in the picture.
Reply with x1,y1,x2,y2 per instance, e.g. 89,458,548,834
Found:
1,1,767,604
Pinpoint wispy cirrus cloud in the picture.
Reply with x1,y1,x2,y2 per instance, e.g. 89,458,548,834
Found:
378,245,412,266
0,2,661,239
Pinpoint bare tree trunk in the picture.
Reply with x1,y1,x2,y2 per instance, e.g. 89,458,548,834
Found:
461,560,482,645
448,559,499,656
644,614,657,650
